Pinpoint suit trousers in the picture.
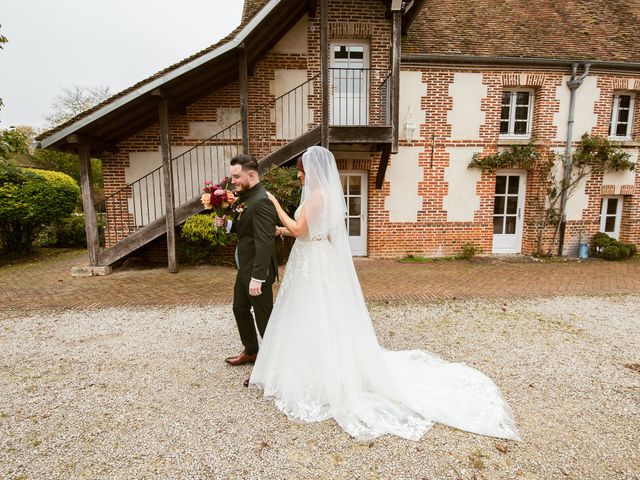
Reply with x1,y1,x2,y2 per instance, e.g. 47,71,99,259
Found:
232,273,273,355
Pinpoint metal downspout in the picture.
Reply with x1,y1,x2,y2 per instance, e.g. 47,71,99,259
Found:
557,62,591,256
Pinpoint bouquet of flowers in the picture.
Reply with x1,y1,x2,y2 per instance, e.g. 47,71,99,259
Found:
201,177,236,221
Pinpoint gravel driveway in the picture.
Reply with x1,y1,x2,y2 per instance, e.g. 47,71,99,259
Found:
1,295,638,479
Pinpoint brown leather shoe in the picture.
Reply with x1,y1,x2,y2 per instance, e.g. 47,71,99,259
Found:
224,351,257,366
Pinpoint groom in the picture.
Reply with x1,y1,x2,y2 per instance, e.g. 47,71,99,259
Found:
215,154,278,366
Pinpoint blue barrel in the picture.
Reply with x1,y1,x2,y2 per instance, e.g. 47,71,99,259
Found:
578,242,589,259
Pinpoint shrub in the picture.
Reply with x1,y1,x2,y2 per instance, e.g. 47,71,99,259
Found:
179,213,237,265
39,214,87,248
456,243,481,260
261,165,302,217
590,232,637,261
0,165,80,254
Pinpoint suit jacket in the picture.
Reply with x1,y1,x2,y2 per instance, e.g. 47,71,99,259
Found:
230,182,278,283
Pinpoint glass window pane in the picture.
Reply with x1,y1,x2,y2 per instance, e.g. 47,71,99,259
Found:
514,120,528,134
515,105,529,120
493,216,504,234
341,175,347,191
506,196,518,214
505,216,516,234
507,176,520,194
616,123,628,137
617,108,630,123
605,216,616,232
349,197,361,216
500,105,510,122
494,196,505,214
348,175,361,195
495,176,507,194
619,95,631,109
500,120,510,134
334,46,348,59
606,198,618,215
516,92,530,105
502,91,512,105
349,219,361,236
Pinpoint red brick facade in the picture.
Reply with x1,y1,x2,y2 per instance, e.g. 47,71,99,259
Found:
98,0,640,261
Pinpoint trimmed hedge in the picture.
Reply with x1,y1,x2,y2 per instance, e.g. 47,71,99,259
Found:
0,163,80,254
591,232,637,261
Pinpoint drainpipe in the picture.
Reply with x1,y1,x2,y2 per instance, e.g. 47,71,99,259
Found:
557,62,590,256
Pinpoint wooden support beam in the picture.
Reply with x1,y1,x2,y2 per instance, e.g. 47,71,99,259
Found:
375,143,392,189
320,0,329,147
328,126,393,144
78,145,100,265
150,88,187,115
239,44,250,154
308,0,318,17
391,10,401,153
66,134,118,153
158,98,178,273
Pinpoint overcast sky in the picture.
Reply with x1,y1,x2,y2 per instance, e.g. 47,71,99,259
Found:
0,1,243,130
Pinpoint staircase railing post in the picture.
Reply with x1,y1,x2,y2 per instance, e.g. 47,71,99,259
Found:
158,97,178,273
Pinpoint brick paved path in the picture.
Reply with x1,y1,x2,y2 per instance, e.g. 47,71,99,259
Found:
1,249,639,310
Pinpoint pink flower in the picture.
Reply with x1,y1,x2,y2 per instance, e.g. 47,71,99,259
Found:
214,189,224,196
204,180,212,185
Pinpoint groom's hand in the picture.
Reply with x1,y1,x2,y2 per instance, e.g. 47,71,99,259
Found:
249,278,263,296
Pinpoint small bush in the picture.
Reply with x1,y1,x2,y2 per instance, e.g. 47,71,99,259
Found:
456,243,481,260
591,232,637,261
179,213,237,265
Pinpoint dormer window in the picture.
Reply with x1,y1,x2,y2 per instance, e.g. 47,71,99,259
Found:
499,90,533,139
609,93,635,140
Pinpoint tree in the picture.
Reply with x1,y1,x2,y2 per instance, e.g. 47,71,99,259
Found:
0,128,29,161
45,85,111,128
0,25,8,111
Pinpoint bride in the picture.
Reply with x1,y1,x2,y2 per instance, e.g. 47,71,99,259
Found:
250,146,520,442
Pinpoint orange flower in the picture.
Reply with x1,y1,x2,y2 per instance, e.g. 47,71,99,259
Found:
201,193,212,209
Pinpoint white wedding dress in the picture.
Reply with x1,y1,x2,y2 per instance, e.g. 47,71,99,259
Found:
249,147,520,442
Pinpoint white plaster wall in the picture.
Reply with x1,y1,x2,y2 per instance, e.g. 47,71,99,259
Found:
443,147,482,222
272,17,308,54
447,73,486,140
551,147,590,221
270,69,314,140
188,108,242,139
384,147,423,222
603,148,638,192
399,71,425,141
126,144,238,226
554,75,600,141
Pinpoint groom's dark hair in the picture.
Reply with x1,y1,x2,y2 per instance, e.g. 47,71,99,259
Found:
230,154,259,173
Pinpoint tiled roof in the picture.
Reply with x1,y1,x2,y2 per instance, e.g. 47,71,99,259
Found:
242,0,271,22
403,0,640,63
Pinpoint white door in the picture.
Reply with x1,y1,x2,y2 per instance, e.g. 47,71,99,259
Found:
492,171,526,254
599,196,623,240
340,172,368,255
330,42,368,125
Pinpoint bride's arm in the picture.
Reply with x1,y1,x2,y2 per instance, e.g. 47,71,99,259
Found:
266,192,308,238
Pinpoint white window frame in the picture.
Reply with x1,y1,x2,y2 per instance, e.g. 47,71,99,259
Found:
609,93,635,141
499,89,534,139
599,196,623,240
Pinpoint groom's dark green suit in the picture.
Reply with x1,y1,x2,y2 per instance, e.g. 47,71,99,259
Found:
230,182,278,356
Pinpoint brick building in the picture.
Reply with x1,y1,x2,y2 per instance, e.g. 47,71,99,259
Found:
39,0,640,269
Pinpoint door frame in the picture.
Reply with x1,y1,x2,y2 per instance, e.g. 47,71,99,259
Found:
492,170,527,254
599,196,624,240
329,40,370,126
340,170,368,256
